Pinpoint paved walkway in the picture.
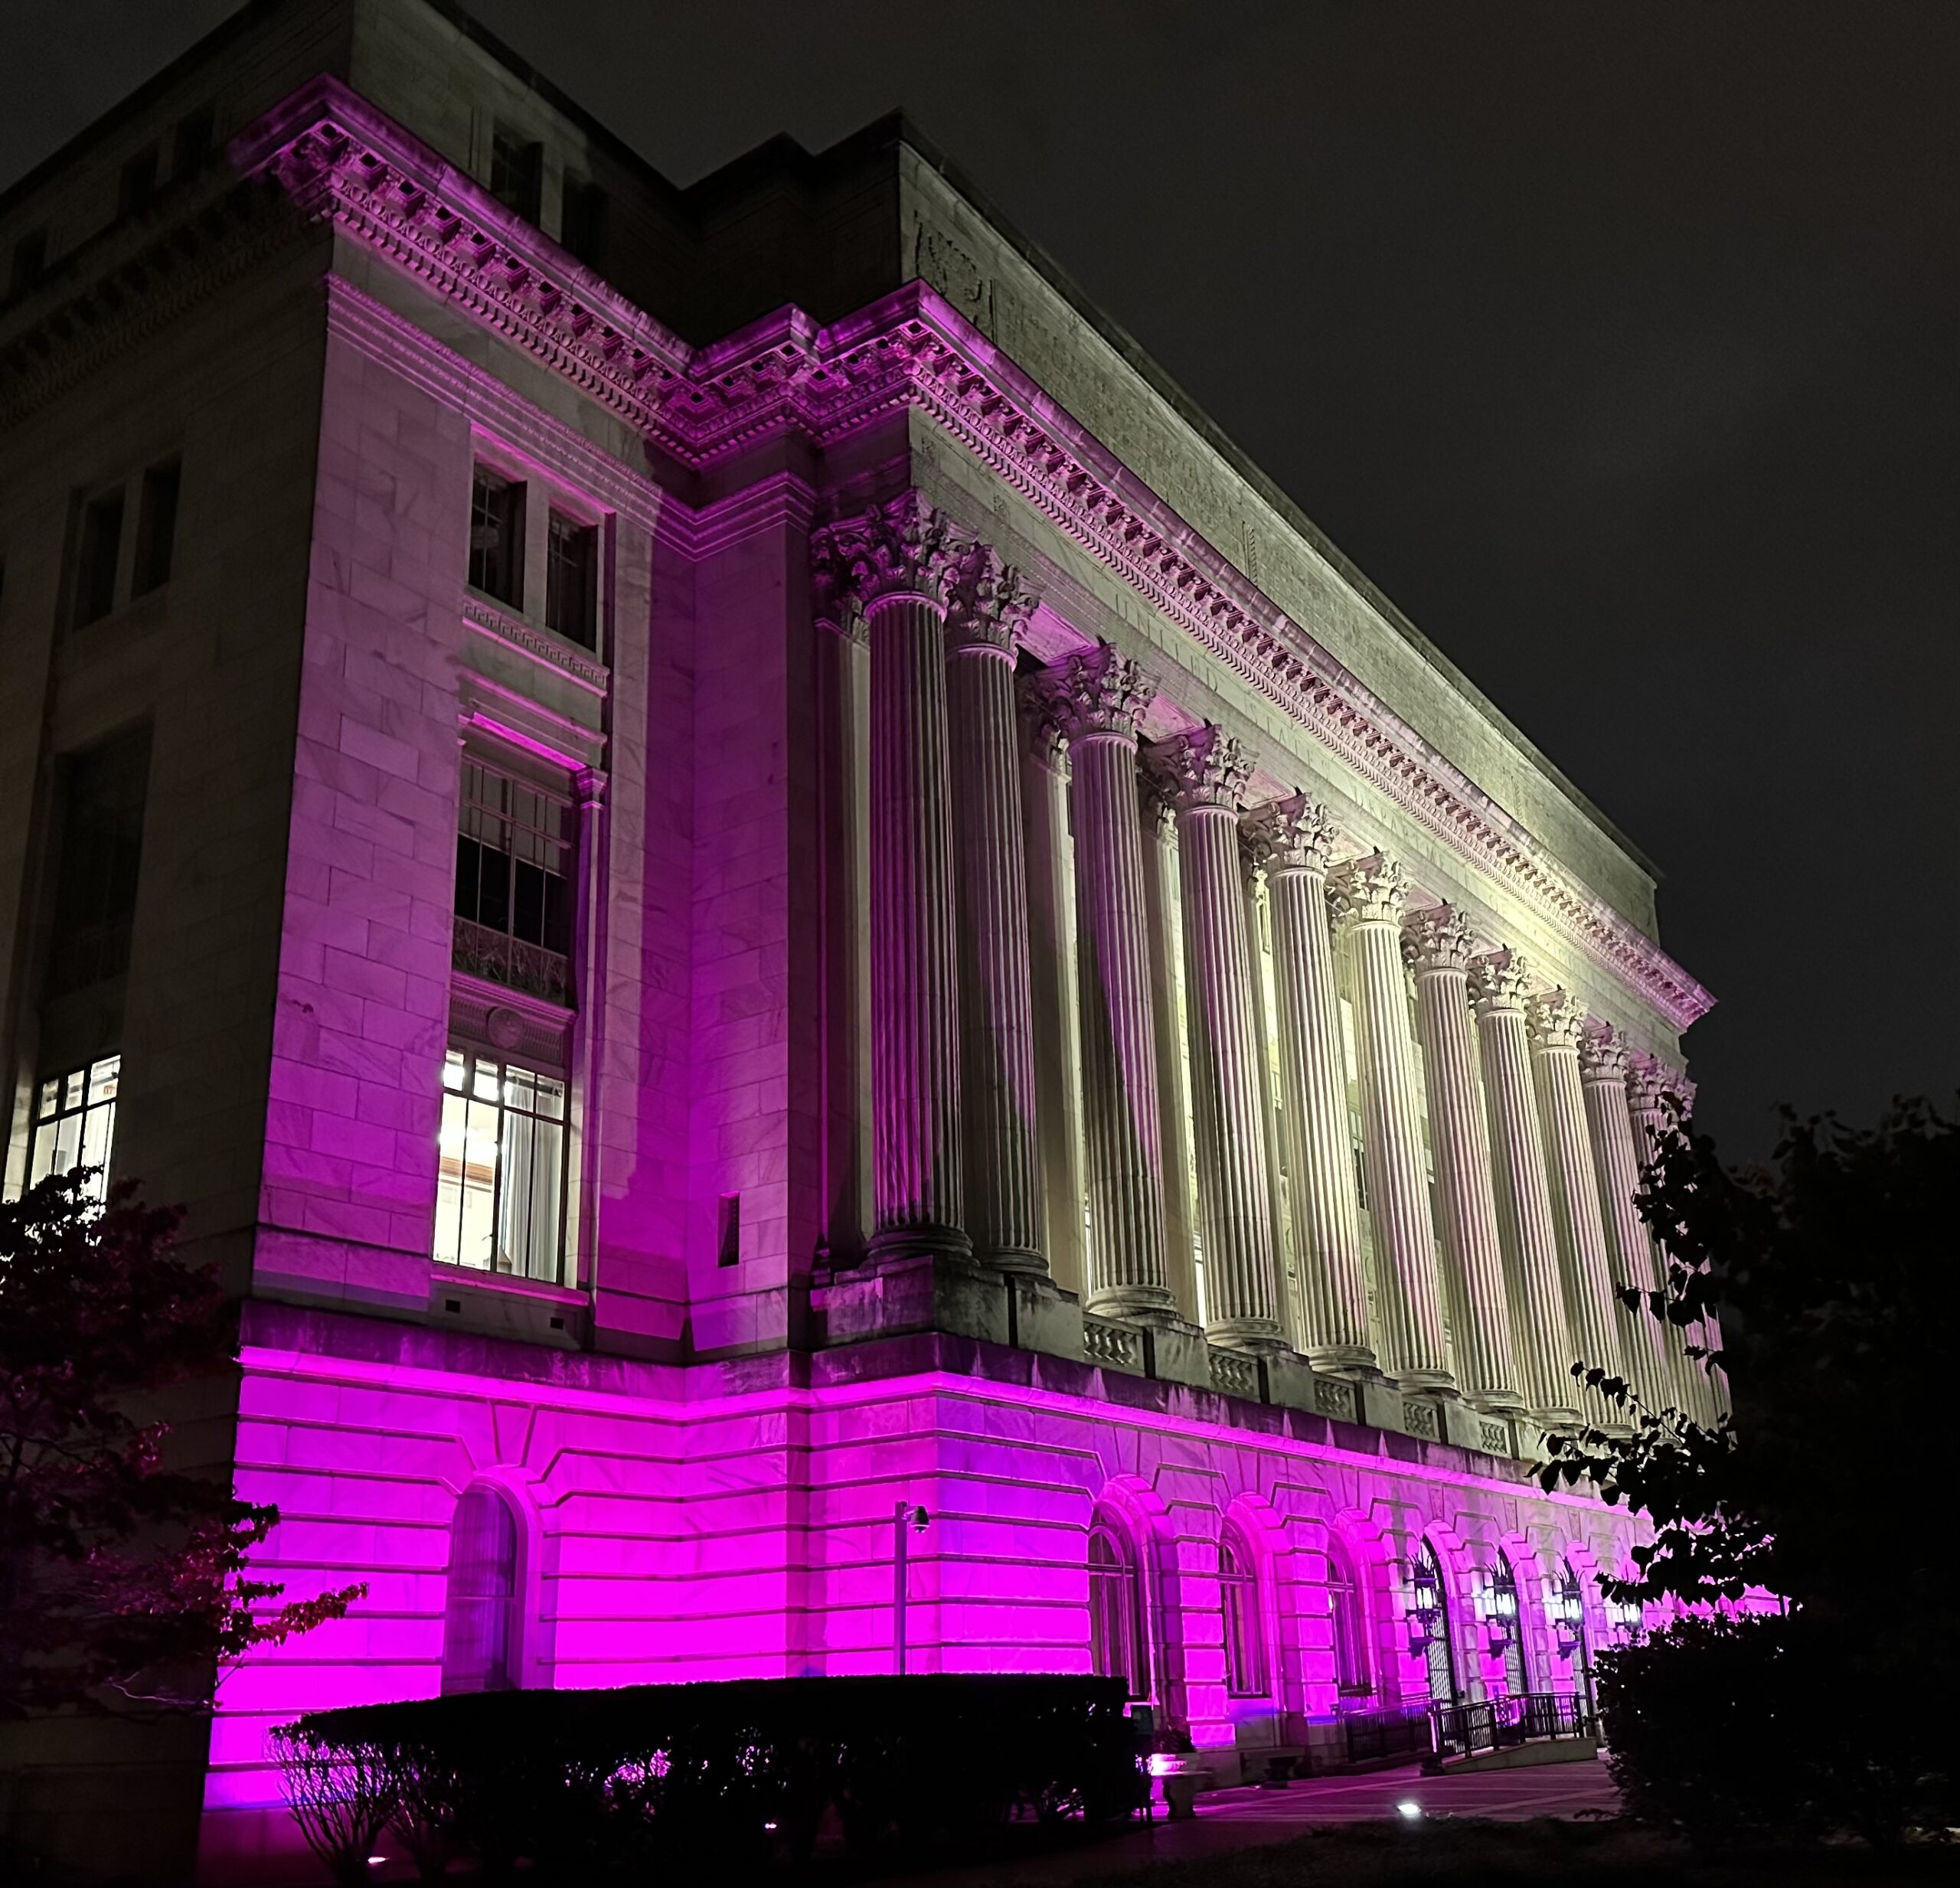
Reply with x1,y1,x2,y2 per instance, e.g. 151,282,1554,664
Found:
906,1755,1619,1886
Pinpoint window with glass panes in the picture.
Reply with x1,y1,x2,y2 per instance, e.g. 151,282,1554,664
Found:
468,468,524,606
453,759,574,1004
1220,1530,1266,1697
25,1055,120,1199
434,1049,567,1281
544,509,596,648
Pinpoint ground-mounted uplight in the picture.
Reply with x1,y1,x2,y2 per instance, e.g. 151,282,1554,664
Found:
1396,1800,1423,1820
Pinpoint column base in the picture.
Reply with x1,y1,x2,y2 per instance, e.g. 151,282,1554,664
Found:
1390,1366,1459,1393
811,1249,1004,1346
868,1223,974,1266
1466,1388,1530,1417
1305,1343,1380,1375
1085,1283,1180,1326
1205,1317,1287,1354
983,1243,1049,1277
1525,1404,1585,1434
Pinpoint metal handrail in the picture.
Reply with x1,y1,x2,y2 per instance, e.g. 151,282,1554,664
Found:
1428,1690,1596,1760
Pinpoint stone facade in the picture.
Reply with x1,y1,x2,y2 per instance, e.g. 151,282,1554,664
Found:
0,2,1720,1879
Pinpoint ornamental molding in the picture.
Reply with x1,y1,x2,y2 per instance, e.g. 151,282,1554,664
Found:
1145,724,1254,813
811,490,962,612
1403,903,1478,976
1242,795,1338,877
235,80,1713,1031
1527,988,1589,1054
946,543,1037,653
1470,949,1536,1014
1331,851,1409,927
1028,640,1158,745
1578,1020,1632,1086
462,592,611,694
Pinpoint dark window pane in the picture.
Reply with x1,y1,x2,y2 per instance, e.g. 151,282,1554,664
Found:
544,510,596,648
560,177,606,269
542,871,571,958
74,489,124,628
455,835,482,923
172,106,214,179
468,468,524,607
133,459,180,596
119,147,158,217
9,229,47,299
44,727,151,998
489,130,543,223
512,858,545,947
477,848,510,933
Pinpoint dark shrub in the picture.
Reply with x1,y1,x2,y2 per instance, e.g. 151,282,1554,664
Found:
278,1674,1141,1880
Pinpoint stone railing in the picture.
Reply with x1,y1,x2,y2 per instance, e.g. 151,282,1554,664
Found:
1312,1377,1359,1422
452,915,572,1008
1208,1350,1261,1400
1081,1315,1142,1371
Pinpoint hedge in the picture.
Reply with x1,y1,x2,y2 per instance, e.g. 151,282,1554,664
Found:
274,1674,1145,1883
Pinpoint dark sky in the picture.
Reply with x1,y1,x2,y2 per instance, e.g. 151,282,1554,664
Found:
5,2,1955,1158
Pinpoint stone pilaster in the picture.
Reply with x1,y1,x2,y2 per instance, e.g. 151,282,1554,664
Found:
1628,1057,1723,1426
1579,1024,1674,1411
814,493,969,1263
1403,906,1524,1413
1529,989,1626,1424
945,546,1045,1273
1032,643,1173,1321
1138,777,1201,1322
1146,727,1282,1350
1470,952,1581,1426
1243,798,1374,1370
1330,854,1453,1388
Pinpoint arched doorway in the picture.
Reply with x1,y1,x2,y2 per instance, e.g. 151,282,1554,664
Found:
441,1484,521,1694
1489,1552,1530,1698
1409,1538,1459,1706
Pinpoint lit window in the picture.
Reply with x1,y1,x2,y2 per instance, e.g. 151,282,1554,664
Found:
441,1485,520,1694
1089,1521,1147,1699
25,1055,121,1200
1220,1530,1266,1697
435,1049,567,1282
544,509,597,649
74,488,123,627
452,759,574,1005
468,467,525,608
488,129,543,224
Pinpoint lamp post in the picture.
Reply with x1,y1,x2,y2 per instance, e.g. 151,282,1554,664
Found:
894,1501,929,1675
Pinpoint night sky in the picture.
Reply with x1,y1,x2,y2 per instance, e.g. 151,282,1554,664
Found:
5,2,1954,1159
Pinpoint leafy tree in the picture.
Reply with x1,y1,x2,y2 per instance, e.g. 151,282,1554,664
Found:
0,1171,361,1716
1539,1099,1958,1840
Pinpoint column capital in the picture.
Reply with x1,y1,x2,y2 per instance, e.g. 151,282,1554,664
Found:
1029,640,1158,744
946,542,1038,653
1143,724,1253,813
1330,851,1407,927
573,765,609,810
1402,903,1476,976
1469,948,1535,1014
1527,988,1588,1053
812,490,965,612
1628,1054,1696,1119
1242,793,1338,876
1578,1020,1630,1086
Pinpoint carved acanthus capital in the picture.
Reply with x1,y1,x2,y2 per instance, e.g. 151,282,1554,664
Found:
1241,794,1338,877
1143,724,1253,814
1015,673,1073,771
809,558,866,645
1330,851,1407,927
1402,903,1477,977
812,490,965,613
1527,988,1588,1053
1028,641,1158,745
1578,1021,1631,1086
1469,949,1535,1014
946,542,1038,653
1628,1054,1695,1119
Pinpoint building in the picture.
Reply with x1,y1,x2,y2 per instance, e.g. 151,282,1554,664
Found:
0,0,1720,1877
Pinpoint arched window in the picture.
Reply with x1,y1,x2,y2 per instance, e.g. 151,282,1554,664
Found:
1088,1521,1147,1699
1220,1528,1266,1698
1327,1539,1373,1706
441,1485,521,1694
1489,1553,1530,1697
1410,1538,1459,1706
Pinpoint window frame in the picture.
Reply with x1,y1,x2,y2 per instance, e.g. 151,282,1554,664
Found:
468,465,527,609
1220,1527,1268,1699
433,1047,570,1285
452,753,577,1008
24,1054,122,1201
543,507,598,650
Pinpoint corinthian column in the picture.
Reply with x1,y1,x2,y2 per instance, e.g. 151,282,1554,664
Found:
945,547,1044,1273
1579,1024,1673,1410
1403,906,1524,1413
1529,990,1626,1419
1243,798,1374,1370
1330,854,1453,1388
1138,779,1200,1321
1146,727,1282,1350
816,494,969,1263
1033,644,1173,1321
1627,1058,1720,1426
1470,952,1580,1426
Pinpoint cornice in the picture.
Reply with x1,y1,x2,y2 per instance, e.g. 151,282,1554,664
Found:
461,592,609,694
237,83,1713,1034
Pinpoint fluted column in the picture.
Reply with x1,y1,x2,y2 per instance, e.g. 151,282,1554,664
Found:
1138,780,1200,1321
1579,1024,1673,1410
1033,644,1173,1321
945,547,1045,1273
1330,854,1453,1388
1243,799,1374,1369
816,494,969,1262
1530,990,1625,1423
1404,907,1524,1413
1147,727,1282,1349
1017,691,1087,1295
1627,1059,1721,1426
1470,952,1581,1426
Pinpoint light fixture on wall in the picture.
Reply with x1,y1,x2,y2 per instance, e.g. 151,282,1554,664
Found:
1480,1569,1519,1658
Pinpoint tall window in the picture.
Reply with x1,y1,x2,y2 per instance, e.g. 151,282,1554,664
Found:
441,1486,520,1694
435,1049,567,1282
1328,1540,1372,1703
1220,1528,1266,1697
453,758,574,1005
132,458,181,596
1411,1538,1459,1706
74,488,123,627
468,467,525,607
544,509,597,649
24,1056,120,1199
488,129,544,223
560,175,607,269
1490,1553,1530,1697
45,727,151,998
1089,1522,1146,1699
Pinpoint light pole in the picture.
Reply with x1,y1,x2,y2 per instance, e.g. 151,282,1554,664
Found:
893,1501,929,1674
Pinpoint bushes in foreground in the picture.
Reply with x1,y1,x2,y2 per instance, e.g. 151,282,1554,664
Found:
275,1674,1143,1883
